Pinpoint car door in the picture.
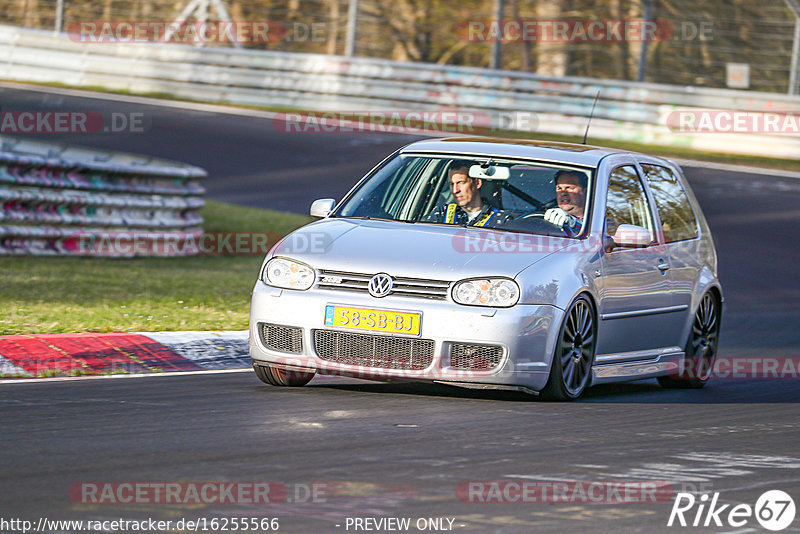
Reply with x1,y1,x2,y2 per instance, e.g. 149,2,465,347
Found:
595,164,679,357
639,161,702,348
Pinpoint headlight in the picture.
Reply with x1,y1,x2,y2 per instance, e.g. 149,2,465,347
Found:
262,257,315,290
452,278,520,307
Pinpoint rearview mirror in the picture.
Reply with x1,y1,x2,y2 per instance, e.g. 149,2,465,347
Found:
310,198,336,218
469,165,510,180
613,224,652,248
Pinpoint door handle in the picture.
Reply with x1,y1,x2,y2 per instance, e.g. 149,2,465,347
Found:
657,262,670,272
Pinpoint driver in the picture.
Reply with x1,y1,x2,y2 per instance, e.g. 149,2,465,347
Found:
544,170,587,233
425,162,506,227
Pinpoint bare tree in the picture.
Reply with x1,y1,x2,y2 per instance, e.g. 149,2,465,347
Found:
20,0,42,27
536,0,566,76
511,0,533,71
326,0,340,55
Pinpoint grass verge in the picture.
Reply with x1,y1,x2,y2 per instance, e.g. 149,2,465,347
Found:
0,201,312,335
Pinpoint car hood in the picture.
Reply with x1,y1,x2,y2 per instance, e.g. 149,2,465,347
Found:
272,218,573,280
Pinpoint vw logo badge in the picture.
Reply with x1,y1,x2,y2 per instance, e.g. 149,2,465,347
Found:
368,273,394,298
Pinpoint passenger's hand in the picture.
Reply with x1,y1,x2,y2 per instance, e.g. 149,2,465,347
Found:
544,207,578,228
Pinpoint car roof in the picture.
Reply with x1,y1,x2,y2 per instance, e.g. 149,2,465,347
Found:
398,137,633,167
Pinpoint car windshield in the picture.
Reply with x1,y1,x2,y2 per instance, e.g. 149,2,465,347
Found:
335,153,593,237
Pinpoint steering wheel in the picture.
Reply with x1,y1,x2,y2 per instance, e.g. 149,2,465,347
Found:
501,211,571,237
518,211,545,219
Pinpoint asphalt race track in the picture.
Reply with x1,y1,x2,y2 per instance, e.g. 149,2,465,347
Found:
2,84,800,533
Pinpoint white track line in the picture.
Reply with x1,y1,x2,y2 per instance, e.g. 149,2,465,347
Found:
0,367,253,385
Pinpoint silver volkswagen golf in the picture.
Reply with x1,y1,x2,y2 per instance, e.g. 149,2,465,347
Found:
249,138,722,400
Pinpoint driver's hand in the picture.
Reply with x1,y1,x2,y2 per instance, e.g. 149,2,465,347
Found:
544,207,578,228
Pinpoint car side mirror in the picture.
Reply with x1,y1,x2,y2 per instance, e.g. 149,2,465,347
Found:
612,224,652,248
310,198,336,219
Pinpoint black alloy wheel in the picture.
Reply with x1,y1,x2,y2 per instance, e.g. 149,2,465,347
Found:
542,296,596,401
659,292,720,389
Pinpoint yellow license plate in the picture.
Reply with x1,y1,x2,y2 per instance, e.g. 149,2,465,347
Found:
324,305,421,336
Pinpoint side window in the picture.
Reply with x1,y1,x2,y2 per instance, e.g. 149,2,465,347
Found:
605,165,654,239
641,164,699,243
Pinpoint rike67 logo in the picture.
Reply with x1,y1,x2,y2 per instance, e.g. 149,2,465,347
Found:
668,490,796,531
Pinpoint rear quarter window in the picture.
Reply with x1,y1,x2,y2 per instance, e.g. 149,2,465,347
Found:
641,164,699,243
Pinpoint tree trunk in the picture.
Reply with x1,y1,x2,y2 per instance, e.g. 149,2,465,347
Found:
610,0,630,79
535,0,566,76
102,0,113,21
326,0,340,55
511,0,533,71
21,0,41,27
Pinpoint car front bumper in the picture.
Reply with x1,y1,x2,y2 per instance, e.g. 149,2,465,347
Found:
249,281,563,392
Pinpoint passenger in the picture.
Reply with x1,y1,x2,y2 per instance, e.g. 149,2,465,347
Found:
544,170,587,233
426,163,505,227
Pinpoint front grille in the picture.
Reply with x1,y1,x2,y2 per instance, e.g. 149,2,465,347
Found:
259,323,303,354
314,330,434,370
316,269,450,300
450,343,504,370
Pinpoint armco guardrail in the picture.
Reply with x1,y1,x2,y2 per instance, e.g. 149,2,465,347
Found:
1,24,800,158
0,135,205,256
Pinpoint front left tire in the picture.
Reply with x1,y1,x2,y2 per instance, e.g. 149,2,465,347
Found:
254,364,316,387
541,295,597,401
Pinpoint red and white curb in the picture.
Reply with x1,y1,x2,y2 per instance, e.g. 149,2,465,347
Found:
0,331,249,378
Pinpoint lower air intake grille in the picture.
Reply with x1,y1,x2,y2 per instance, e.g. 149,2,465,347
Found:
314,330,434,370
450,343,503,370
259,323,303,354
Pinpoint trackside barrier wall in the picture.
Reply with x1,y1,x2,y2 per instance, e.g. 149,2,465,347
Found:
2,25,800,158
0,135,206,256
